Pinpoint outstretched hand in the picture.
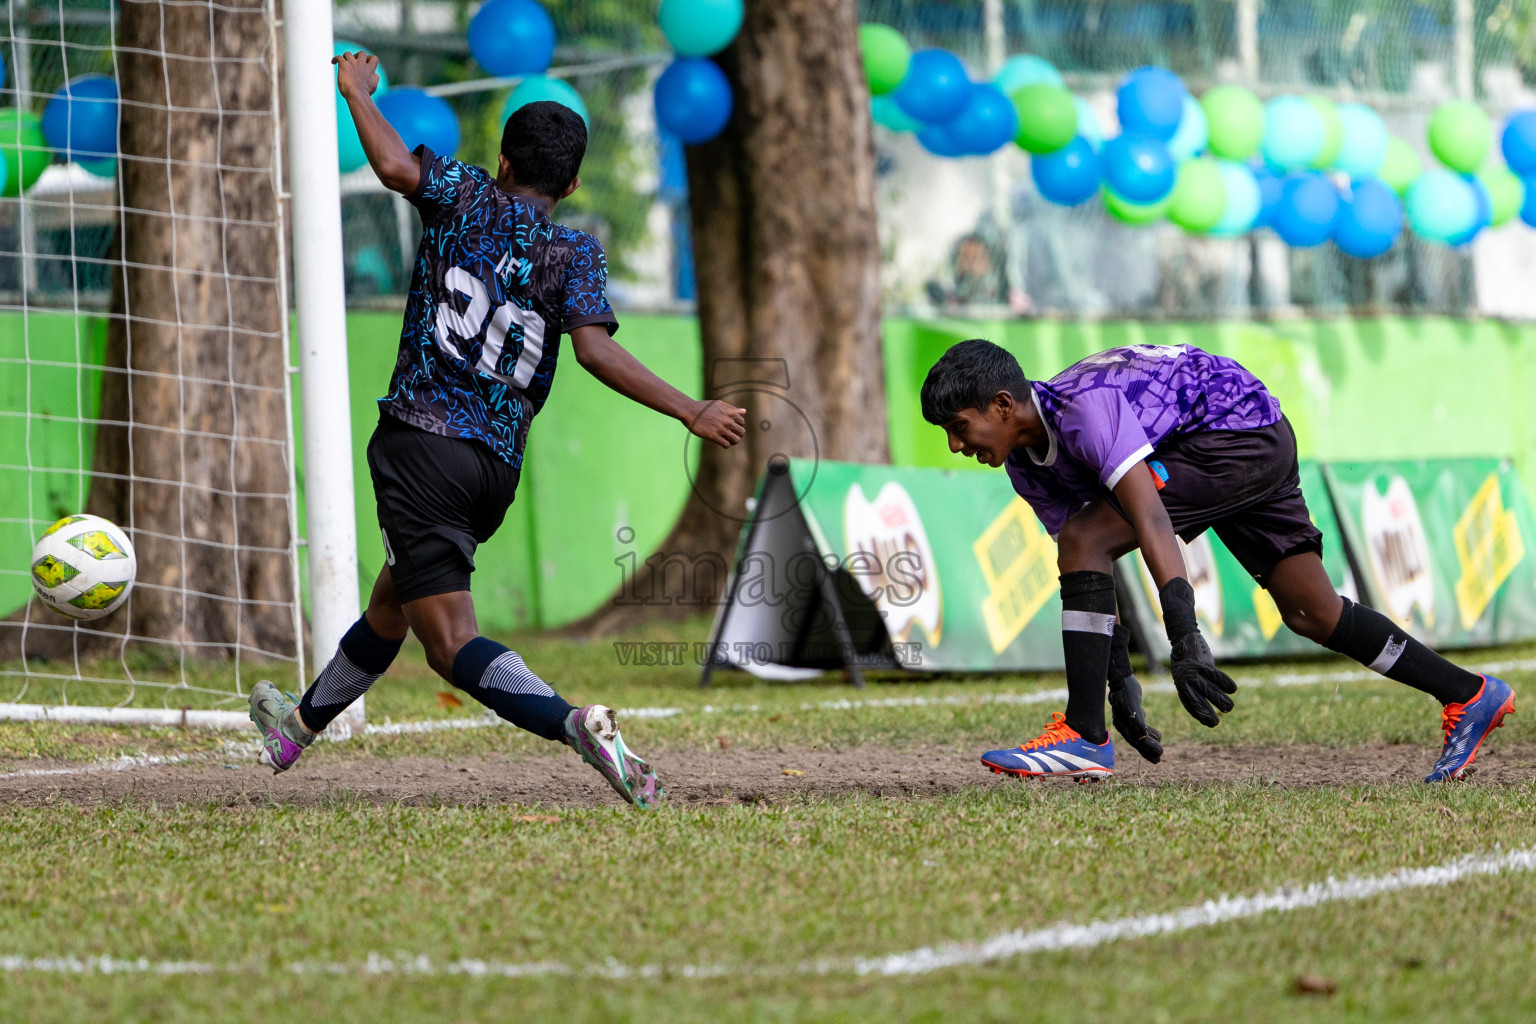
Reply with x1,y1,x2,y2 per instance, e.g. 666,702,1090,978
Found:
688,399,748,449
1168,630,1238,727
332,51,381,100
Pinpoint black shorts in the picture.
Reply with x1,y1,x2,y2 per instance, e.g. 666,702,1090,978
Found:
1129,416,1322,586
366,412,520,604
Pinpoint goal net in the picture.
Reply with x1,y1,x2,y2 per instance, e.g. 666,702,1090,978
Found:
0,0,305,725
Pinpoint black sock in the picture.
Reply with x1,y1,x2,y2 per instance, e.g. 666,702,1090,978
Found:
298,615,404,731
1323,597,1481,706
451,636,575,742
1060,570,1116,745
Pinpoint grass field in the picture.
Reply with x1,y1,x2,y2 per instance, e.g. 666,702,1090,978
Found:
2,621,1534,1021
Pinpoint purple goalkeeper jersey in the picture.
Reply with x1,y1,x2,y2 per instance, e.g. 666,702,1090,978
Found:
1004,344,1281,535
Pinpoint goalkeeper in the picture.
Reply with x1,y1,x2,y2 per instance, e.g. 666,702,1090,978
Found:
248,51,746,808
921,340,1514,784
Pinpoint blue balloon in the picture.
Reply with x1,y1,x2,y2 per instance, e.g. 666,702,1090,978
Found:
1262,95,1325,170
1074,96,1103,150
654,58,733,144
1335,103,1388,179
1503,111,1536,177
872,95,922,133
947,83,1018,155
41,75,118,161
0,52,6,92
995,54,1062,96
377,88,461,160
1271,172,1339,247
1102,133,1175,203
1166,94,1208,162
1522,176,1536,227
1252,163,1284,226
1032,136,1101,205
1117,66,1186,142
1333,179,1403,258
917,121,967,158
468,0,556,76
1406,170,1479,243
893,49,972,124
1209,161,1261,235
1448,175,1492,246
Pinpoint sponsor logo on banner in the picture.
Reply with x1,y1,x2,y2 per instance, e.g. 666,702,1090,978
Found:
1361,475,1436,628
843,483,943,645
971,499,1058,653
1452,472,1526,629
1137,533,1224,637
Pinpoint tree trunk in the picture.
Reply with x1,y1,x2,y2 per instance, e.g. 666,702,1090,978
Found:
572,0,885,636
2,0,296,663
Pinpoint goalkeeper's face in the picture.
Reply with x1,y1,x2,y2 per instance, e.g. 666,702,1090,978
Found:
943,396,1016,469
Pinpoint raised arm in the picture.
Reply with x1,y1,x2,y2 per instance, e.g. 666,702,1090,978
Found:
569,324,746,448
333,51,420,194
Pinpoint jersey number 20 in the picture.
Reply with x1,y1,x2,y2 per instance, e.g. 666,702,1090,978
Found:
434,266,545,389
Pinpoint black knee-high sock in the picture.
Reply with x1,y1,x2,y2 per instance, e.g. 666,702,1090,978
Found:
1323,596,1481,706
1060,570,1117,744
298,615,404,731
452,636,575,742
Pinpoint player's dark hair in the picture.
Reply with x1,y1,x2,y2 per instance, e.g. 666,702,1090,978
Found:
921,339,1031,425
500,101,587,199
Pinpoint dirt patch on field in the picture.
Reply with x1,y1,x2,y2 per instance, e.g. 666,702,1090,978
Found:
1,741,1534,810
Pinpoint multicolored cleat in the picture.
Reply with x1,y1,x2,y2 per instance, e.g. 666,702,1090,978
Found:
1425,675,1514,783
249,680,314,774
981,712,1115,782
564,704,664,808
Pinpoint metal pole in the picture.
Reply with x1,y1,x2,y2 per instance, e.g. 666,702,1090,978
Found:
283,0,362,737
982,0,1013,300
1236,0,1259,82
15,0,38,295
1453,0,1475,100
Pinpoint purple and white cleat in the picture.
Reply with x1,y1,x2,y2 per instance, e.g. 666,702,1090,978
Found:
249,680,315,774
564,704,664,809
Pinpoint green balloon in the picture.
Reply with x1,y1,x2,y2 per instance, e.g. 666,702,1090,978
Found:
1479,166,1524,226
1201,85,1263,161
1306,95,1343,167
1013,83,1076,155
1377,136,1422,194
1167,157,1227,232
0,109,50,197
1103,186,1170,225
1428,100,1490,173
859,24,910,96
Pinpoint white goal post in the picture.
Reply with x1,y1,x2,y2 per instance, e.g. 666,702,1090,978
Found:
0,0,359,735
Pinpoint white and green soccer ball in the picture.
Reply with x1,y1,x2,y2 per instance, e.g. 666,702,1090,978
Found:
30,514,137,620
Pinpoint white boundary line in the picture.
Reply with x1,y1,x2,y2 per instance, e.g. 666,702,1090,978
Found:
4,845,1532,979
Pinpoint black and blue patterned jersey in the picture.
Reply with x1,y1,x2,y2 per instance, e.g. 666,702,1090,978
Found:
378,146,618,468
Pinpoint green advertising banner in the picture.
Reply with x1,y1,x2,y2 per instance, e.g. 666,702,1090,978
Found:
1323,458,1536,648
1122,461,1359,661
704,458,1068,676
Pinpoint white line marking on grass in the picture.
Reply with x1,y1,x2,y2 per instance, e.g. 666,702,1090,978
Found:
6,846,1533,981
836,845,1536,977
0,741,256,780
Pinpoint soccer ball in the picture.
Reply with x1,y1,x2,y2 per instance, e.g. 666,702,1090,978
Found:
30,514,137,620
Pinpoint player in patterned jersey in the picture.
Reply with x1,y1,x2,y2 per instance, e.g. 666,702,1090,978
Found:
248,51,747,808
922,340,1513,784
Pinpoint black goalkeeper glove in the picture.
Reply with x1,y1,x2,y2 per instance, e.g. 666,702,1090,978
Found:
1107,623,1162,763
1159,577,1237,728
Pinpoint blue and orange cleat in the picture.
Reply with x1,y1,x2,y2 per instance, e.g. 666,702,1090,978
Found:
1425,675,1515,783
981,712,1114,782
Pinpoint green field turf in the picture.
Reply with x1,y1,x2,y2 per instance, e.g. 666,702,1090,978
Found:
1,625,1534,1021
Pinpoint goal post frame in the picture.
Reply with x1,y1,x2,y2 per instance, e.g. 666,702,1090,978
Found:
283,0,363,736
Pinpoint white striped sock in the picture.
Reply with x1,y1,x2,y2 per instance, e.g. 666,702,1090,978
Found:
480,651,556,698
309,650,381,709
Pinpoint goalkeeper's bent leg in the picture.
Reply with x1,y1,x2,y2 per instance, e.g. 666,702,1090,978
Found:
297,613,405,731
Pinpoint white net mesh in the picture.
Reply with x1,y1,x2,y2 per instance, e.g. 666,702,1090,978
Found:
0,0,303,713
